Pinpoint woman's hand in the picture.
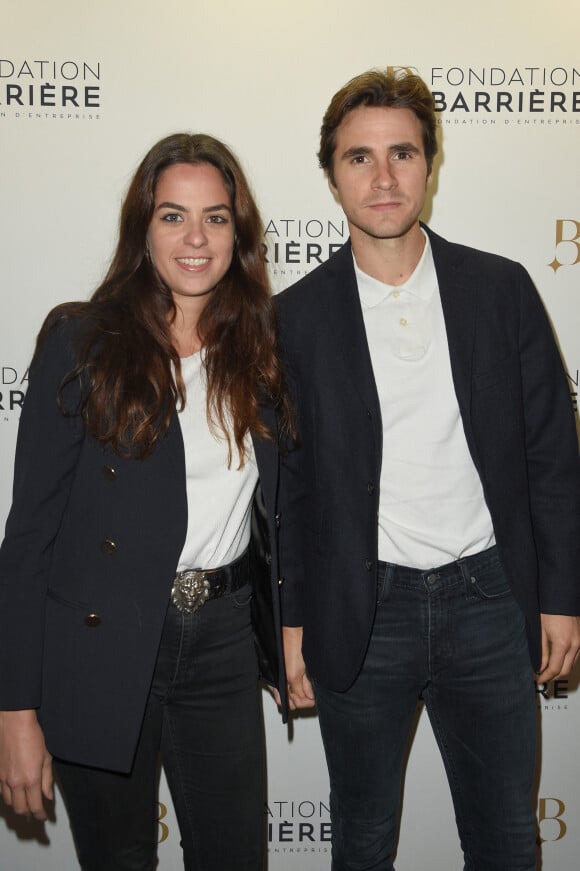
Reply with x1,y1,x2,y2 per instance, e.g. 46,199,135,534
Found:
0,709,53,820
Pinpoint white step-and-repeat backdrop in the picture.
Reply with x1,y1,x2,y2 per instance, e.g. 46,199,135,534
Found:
1,1,579,867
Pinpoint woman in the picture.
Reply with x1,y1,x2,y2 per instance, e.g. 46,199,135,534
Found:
0,133,290,870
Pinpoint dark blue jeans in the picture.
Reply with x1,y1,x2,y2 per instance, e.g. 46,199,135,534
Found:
314,547,538,871
55,583,265,871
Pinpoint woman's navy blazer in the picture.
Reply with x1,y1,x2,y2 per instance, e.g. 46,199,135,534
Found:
0,318,286,771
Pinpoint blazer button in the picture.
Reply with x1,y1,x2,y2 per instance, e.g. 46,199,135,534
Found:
101,465,117,481
84,613,102,627
367,482,375,494
100,539,117,556
364,559,373,572
278,577,285,586
275,513,281,528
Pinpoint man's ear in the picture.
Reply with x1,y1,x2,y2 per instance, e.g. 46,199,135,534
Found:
327,174,340,202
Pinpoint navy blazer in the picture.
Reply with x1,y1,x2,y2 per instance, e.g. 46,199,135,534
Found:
276,227,580,692
0,318,286,771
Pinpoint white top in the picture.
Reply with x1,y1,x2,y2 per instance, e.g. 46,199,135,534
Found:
176,353,258,571
355,232,495,570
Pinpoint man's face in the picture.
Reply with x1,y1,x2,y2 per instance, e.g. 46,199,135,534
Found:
329,105,431,244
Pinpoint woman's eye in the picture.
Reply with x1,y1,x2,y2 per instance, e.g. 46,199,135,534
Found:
161,213,182,223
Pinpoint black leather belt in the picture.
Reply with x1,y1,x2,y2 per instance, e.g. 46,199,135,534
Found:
171,549,250,614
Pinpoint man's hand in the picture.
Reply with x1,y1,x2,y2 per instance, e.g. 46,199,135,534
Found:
0,709,53,820
283,626,316,710
535,614,580,683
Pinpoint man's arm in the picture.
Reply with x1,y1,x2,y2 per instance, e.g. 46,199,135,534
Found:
536,614,580,683
518,267,580,596
516,265,580,677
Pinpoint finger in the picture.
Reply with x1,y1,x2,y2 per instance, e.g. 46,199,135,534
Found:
288,684,316,709
10,784,30,816
554,645,580,679
538,626,549,675
25,785,47,821
41,757,54,802
269,688,282,707
1,781,14,808
302,674,315,701
536,650,566,683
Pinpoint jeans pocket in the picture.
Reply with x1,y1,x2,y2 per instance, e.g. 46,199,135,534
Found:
232,583,253,608
467,563,512,600
376,567,394,605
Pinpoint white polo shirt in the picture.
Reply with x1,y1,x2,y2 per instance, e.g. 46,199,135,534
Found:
355,232,495,569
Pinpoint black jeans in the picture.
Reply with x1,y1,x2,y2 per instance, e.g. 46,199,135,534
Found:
314,547,538,871
55,583,265,871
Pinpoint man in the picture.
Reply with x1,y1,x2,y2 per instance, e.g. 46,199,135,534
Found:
276,68,580,871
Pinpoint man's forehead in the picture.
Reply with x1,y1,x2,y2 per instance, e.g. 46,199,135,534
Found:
338,105,421,135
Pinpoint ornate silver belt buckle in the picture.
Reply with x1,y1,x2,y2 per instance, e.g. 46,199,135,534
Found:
171,570,211,613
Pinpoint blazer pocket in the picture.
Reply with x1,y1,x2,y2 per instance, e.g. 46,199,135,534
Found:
473,351,519,392
46,588,90,612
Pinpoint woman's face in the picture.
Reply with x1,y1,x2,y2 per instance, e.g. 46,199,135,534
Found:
147,162,235,311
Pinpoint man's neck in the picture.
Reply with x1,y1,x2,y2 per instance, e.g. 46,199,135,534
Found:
351,222,426,286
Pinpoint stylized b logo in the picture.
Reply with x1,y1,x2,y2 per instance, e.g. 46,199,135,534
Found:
549,220,580,272
538,797,567,842
157,802,170,843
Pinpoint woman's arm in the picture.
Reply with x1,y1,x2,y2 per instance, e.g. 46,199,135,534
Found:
0,709,53,819
0,318,86,816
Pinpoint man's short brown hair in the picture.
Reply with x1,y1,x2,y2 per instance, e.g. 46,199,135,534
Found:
318,69,438,183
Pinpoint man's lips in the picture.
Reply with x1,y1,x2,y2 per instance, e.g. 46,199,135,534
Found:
366,200,401,209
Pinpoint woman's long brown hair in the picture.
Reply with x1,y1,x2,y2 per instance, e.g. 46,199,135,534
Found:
37,134,293,463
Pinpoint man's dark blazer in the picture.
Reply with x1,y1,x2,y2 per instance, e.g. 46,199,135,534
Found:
276,226,580,693
0,317,286,772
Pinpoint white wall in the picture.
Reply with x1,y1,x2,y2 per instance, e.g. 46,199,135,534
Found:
1,1,579,867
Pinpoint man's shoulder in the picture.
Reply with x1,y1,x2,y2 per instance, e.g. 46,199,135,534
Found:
275,241,352,313
426,225,525,279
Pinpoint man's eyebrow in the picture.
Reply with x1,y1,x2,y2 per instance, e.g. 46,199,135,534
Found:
389,142,420,153
340,146,372,161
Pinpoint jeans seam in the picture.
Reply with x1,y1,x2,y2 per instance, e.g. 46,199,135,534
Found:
425,696,475,862
162,709,199,863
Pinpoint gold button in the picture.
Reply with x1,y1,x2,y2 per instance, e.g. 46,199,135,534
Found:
84,613,102,628
100,539,117,556
101,465,117,481
400,317,408,327
392,290,400,298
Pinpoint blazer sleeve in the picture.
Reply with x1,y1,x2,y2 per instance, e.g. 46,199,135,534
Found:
0,319,85,709
276,307,308,627
517,265,580,615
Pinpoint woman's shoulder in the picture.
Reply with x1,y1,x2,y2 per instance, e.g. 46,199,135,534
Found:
32,301,101,372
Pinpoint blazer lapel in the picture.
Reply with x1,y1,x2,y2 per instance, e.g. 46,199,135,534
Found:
322,242,382,443
158,412,187,480
427,227,477,425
